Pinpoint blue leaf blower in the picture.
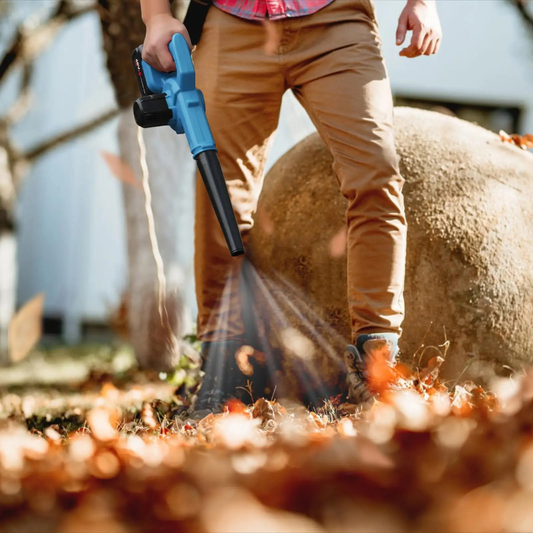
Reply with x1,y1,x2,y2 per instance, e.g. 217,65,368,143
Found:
131,33,245,257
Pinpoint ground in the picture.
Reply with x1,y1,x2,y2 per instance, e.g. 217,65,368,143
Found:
0,344,532,532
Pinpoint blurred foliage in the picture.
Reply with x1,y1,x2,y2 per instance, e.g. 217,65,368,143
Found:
2,351,533,531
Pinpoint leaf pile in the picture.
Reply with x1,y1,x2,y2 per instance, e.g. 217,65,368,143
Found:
1,357,533,532
499,130,533,150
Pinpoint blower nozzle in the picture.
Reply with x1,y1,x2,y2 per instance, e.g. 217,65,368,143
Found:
196,151,244,257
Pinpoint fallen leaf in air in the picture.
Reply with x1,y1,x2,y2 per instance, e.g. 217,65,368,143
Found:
7,293,44,363
101,151,141,189
236,345,255,376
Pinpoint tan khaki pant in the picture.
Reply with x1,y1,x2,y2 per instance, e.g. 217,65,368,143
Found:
193,0,407,343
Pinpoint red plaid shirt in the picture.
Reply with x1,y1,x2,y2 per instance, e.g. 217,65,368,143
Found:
213,0,335,21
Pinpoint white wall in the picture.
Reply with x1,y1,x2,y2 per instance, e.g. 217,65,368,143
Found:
8,11,127,340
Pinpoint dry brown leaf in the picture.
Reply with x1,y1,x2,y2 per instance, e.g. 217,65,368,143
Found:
419,355,444,383
367,352,397,395
338,402,358,416
8,293,44,363
394,362,412,380
309,411,327,428
92,451,120,479
499,130,512,143
44,427,62,443
337,418,357,437
141,401,158,429
499,130,533,150
100,382,120,400
87,407,119,442
109,293,129,340
252,398,275,421
101,151,141,189
451,386,473,417
236,345,255,376
224,399,248,415
521,133,533,147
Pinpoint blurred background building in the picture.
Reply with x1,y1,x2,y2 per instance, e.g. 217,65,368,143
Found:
1,0,532,344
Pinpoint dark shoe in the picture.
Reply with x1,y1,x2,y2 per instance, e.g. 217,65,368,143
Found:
344,333,399,404
192,340,250,419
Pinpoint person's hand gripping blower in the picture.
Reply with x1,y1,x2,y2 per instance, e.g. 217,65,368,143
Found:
131,33,245,257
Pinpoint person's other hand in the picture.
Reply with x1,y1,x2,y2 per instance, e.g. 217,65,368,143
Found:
396,0,442,58
142,14,192,72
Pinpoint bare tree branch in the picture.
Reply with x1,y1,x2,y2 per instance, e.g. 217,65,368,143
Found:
4,63,35,126
21,108,120,164
0,0,96,83
509,0,533,35
0,120,18,223
0,0,114,202
1,106,120,206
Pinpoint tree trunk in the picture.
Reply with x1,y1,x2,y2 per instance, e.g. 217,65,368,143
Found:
118,110,196,370
98,0,197,370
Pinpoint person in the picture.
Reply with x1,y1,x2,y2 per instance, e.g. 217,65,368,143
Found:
140,0,442,415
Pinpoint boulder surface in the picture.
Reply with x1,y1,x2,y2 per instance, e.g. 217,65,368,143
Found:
247,107,533,397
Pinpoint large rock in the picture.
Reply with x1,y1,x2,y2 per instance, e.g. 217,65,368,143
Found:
247,107,533,398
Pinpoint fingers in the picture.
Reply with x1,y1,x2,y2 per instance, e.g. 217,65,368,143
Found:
158,46,176,72
419,31,433,56
424,38,437,57
422,29,442,56
400,25,441,58
397,2,442,59
421,32,441,56
142,40,176,73
396,10,409,46
142,23,192,72
142,47,164,72
400,24,423,58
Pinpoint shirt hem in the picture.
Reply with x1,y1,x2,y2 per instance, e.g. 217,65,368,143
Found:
212,0,336,21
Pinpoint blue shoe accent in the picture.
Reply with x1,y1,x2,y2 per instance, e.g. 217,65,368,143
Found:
354,333,399,362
